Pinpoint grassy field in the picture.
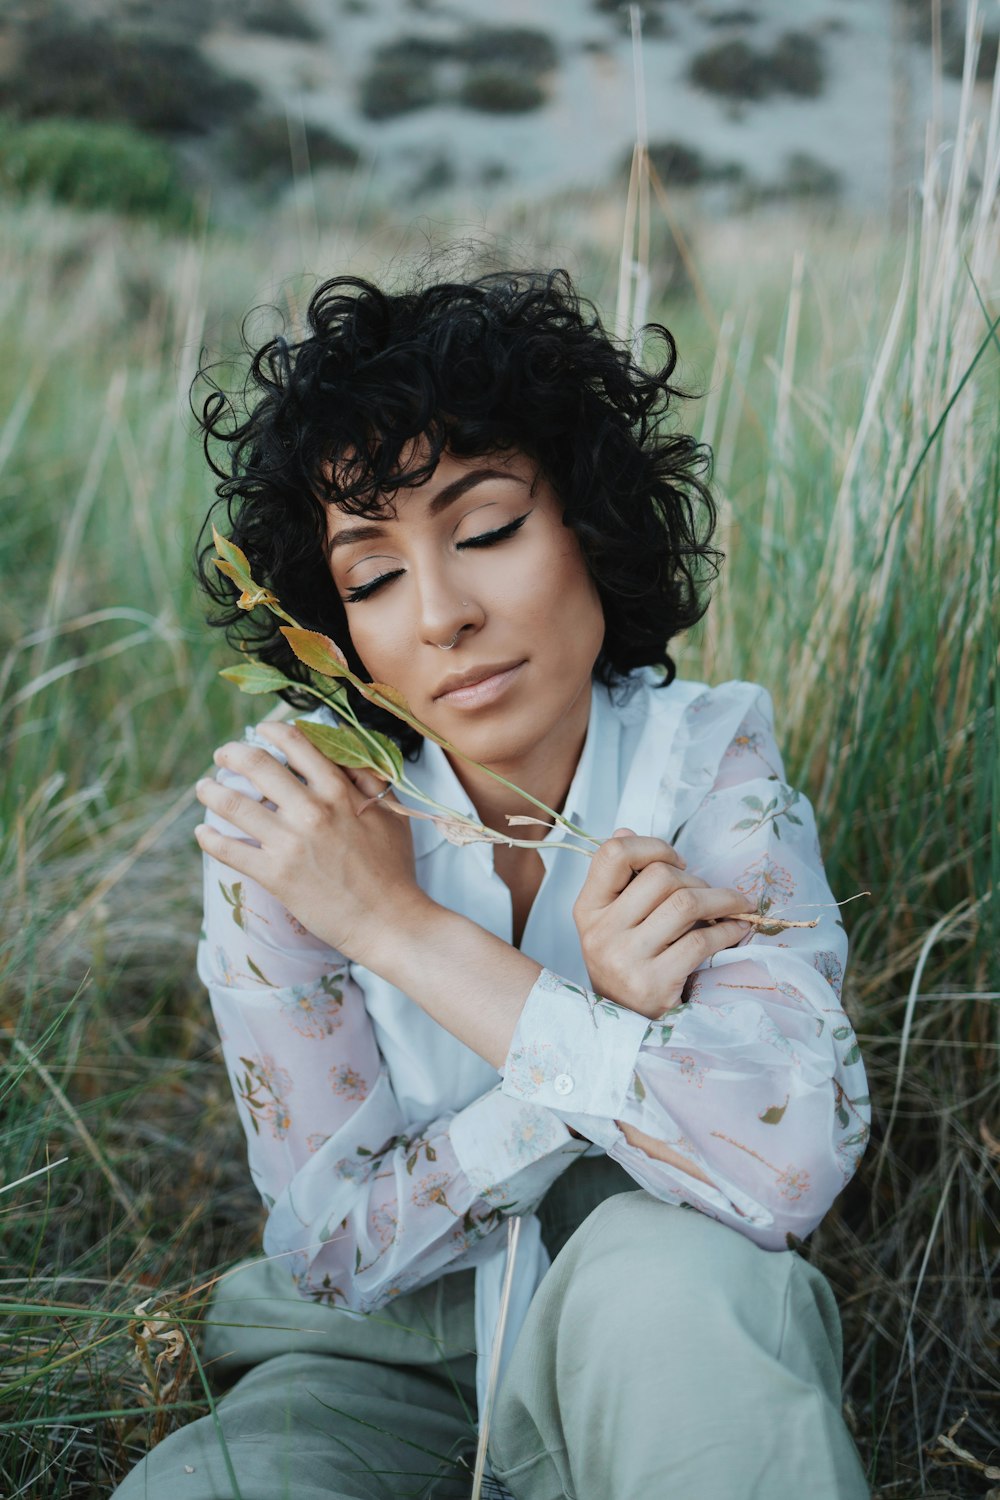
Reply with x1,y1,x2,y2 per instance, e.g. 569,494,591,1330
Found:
1,79,998,1498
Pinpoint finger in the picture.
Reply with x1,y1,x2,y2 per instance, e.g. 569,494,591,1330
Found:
610,859,711,928
194,820,268,881
251,721,361,795
214,734,340,813
637,887,752,958
337,763,394,799
196,776,277,844
650,918,753,984
576,831,690,916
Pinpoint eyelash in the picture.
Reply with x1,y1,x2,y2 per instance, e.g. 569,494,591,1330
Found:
342,512,531,603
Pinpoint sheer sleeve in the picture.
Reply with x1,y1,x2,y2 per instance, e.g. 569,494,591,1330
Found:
199,728,588,1312
498,682,870,1250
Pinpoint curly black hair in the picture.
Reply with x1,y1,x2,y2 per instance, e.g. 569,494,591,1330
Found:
195,267,724,759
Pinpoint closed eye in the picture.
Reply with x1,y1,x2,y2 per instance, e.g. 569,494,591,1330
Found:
342,512,531,603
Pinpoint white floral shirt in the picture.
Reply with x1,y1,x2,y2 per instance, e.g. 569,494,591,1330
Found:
198,669,870,1413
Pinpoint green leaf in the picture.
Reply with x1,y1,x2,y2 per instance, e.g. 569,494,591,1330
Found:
211,525,258,594
246,954,272,985
213,523,253,576
732,818,759,830
758,1097,788,1125
786,813,804,826
219,660,295,695
742,795,765,812
367,730,404,782
832,1024,852,1040
293,719,378,771
631,1070,646,1103
280,626,349,678
426,1143,437,1161
841,1041,861,1067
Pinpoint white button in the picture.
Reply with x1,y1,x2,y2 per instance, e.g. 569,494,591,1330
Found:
553,1073,574,1096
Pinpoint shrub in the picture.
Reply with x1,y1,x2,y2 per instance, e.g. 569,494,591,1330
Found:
689,38,768,99
767,30,825,97
365,33,447,71
226,115,359,182
457,68,547,114
646,140,708,186
8,21,258,135
452,26,558,73
359,59,441,119
781,150,840,197
689,32,826,101
0,115,196,222
108,0,220,39
592,0,671,37
705,8,759,25
643,140,746,187
242,2,324,41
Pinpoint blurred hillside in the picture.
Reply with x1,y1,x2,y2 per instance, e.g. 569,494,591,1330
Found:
0,0,996,225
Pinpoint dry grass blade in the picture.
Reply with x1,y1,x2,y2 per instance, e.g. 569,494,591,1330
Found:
12,1040,139,1226
470,1215,521,1500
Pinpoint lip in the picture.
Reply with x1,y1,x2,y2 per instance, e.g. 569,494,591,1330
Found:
434,660,526,707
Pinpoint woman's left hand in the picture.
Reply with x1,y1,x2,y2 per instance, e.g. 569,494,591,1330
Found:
193,721,424,965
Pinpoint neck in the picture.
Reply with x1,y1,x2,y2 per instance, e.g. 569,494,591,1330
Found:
446,680,592,841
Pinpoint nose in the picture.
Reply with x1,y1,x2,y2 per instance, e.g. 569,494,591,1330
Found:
414,564,485,651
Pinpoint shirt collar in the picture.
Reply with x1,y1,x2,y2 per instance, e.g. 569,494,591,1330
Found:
401,675,627,862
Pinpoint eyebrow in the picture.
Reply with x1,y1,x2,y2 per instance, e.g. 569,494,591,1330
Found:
326,468,528,554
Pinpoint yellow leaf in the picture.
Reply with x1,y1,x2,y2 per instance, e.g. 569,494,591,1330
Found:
365,681,413,715
758,1096,789,1125
280,627,349,677
212,524,253,578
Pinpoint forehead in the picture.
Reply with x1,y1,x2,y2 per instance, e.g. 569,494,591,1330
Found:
324,447,537,545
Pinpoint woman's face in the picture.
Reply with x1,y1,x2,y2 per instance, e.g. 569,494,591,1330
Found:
325,448,606,771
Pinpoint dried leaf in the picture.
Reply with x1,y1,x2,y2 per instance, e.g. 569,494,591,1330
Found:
505,814,555,829
280,626,349,678
219,661,294,695
438,819,508,847
294,719,376,771
978,1118,1000,1159
237,587,279,611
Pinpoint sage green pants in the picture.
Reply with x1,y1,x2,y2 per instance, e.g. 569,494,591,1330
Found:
113,1158,869,1499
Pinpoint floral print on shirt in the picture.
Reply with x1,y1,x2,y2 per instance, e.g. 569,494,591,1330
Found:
198,677,870,1312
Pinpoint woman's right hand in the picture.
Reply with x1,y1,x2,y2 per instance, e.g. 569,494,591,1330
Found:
571,828,753,1019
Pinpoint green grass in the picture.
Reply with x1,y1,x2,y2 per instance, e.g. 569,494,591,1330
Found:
0,112,997,1497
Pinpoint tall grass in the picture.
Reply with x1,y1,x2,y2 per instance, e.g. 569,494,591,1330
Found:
1,52,998,1500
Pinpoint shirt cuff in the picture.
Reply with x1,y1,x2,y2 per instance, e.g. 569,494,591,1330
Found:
499,968,650,1120
449,1084,583,1207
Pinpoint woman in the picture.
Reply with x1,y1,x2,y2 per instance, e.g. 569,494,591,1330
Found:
116,270,870,1498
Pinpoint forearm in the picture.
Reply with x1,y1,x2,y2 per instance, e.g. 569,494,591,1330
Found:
367,896,542,1070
